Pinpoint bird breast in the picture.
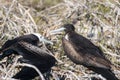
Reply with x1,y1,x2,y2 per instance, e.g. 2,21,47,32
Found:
62,37,84,64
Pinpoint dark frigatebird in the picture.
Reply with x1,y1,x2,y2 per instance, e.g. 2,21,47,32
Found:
0,41,56,79
0,33,56,79
0,33,53,59
11,41,56,80
50,24,119,80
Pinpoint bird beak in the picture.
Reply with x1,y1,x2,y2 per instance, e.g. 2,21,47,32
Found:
40,37,53,45
32,33,53,45
50,27,65,35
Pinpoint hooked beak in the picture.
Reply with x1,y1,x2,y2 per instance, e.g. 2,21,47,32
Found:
40,37,53,45
50,27,65,35
32,33,53,45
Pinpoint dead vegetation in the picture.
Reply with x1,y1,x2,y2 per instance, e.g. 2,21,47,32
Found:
0,0,120,80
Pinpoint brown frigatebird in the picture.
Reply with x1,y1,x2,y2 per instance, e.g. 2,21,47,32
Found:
50,24,119,80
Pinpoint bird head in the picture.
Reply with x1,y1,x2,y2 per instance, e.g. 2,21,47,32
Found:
32,33,53,45
50,24,75,35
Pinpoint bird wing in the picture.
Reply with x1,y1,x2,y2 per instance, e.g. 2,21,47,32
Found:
69,32,106,57
0,40,14,52
62,32,111,69
11,41,56,62
0,34,38,52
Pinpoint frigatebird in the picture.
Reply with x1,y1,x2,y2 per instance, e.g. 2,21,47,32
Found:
0,41,56,80
0,33,53,60
50,24,119,80
11,41,56,80
0,33,56,79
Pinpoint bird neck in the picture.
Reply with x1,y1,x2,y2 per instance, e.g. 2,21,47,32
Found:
65,33,69,41
64,31,74,40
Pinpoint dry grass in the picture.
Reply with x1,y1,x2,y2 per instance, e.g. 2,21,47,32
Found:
0,0,120,80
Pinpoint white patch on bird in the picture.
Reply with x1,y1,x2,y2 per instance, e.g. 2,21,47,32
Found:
65,34,69,41
32,33,43,42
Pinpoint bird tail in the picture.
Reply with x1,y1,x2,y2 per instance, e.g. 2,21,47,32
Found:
102,69,118,80
91,67,119,80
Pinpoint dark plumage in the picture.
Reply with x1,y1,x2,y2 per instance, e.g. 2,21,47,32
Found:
0,33,56,79
11,41,56,80
51,24,119,80
0,33,53,60
1,41,56,80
